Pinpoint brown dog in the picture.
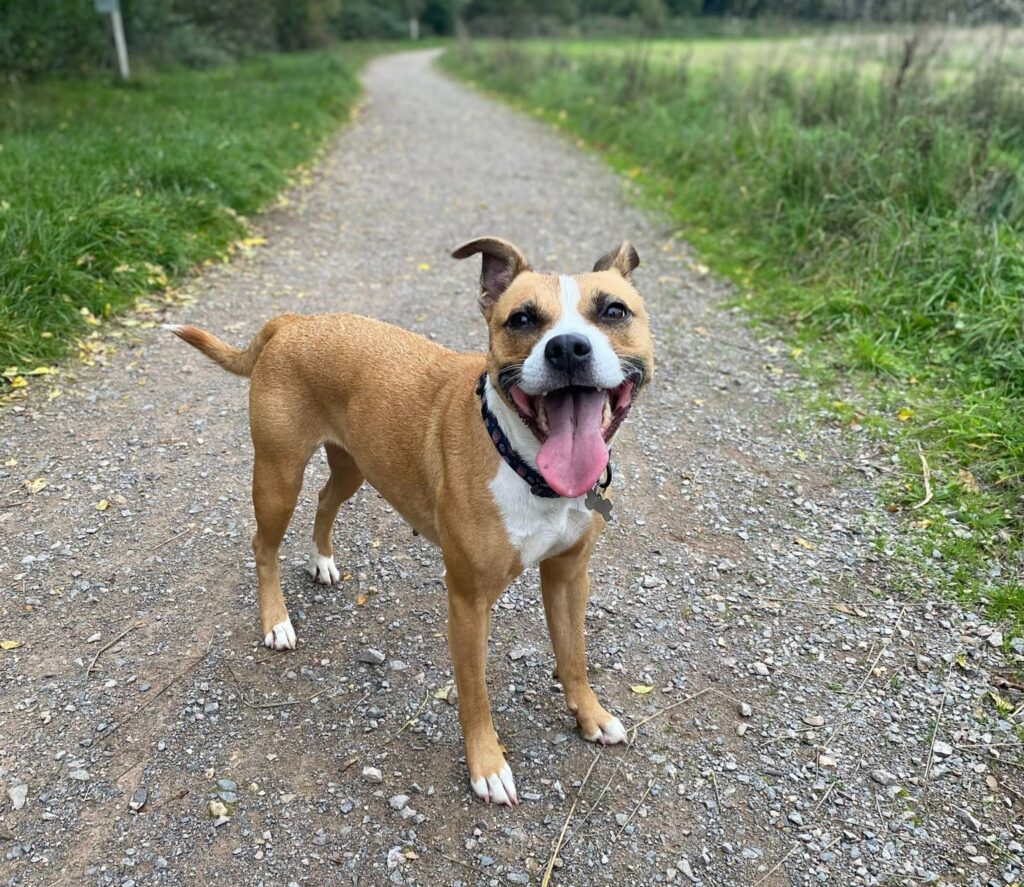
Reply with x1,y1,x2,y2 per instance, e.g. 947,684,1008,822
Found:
169,238,654,804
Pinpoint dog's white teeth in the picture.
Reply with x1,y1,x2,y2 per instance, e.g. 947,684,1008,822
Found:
537,404,548,433
602,393,612,429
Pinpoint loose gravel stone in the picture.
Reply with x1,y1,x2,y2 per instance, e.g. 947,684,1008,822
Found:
8,785,27,811
872,770,899,787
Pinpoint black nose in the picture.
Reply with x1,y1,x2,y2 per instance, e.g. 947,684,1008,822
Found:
544,333,592,375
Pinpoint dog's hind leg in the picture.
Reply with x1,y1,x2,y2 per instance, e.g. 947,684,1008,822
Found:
307,443,363,585
252,445,311,651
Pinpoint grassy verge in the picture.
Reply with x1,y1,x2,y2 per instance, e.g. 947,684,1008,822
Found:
0,47,377,372
441,34,1024,630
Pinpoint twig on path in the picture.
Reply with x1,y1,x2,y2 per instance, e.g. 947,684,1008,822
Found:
911,442,933,510
850,606,907,700
754,842,799,886
813,781,836,814
223,659,337,710
438,851,489,877
153,526,195,550
563,686,718,853
630,685,714,734
614,780,655,841
113,635,215,737
759,727,816,749
824,606,907,752
392,691,431,741
923,655,957,784
86,623,138,676
709,770,726,814
541,750,603,887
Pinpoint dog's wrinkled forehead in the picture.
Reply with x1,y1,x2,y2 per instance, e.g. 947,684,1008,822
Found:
450,236,646,324
493,269,646,327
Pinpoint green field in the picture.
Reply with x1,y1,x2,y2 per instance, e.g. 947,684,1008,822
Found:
0,47,374,373
443,28,1024,624
539,26,1024,77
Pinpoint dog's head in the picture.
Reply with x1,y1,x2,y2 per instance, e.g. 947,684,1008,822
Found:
453,236,654,497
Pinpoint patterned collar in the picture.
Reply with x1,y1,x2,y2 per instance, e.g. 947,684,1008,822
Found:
476,373,612,499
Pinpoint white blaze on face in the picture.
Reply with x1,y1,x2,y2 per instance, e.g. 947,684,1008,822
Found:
519,275,624,394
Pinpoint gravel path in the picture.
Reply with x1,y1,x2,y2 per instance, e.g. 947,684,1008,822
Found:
2,50,1022,887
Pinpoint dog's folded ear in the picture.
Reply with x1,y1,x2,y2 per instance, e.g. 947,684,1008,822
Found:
452,237,531,315
593,241,640,281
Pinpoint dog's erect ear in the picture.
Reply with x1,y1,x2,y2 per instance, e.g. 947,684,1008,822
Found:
593,241,640,281
452,237,531,315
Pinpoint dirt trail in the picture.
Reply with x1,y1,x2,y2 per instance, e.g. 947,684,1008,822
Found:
1,50,1021,887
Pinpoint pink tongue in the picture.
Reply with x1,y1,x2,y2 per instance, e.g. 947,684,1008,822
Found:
537,389,609,498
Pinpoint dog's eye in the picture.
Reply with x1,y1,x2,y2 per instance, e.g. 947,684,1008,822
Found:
602,302,629,320
506,310,536,330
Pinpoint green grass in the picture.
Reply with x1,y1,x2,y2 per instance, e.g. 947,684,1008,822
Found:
0,47,375,371
442,32,1024,630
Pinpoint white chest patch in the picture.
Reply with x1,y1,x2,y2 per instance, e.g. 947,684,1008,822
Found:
490,461,593,567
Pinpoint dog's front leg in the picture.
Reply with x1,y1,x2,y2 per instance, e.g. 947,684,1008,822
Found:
445,569,519,806
540,539,627,746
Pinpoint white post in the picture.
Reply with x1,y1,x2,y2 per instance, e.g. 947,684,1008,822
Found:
408,17,419,40
110,7,130,79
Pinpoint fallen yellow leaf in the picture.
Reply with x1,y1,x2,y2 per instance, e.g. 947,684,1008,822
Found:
95,499,110,511
433,684,453,701
957,469,980,493
897,407,914,422
28,478,47,494
418,263,431,272
631,685,654,695
356,594,367,606
10,376,27,389
1,640,23,651
794,536,816,550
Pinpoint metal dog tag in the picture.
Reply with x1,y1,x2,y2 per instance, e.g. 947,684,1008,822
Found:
585,487,613,521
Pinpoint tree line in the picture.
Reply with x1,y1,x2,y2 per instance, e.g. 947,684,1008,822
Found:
0,0,1016,78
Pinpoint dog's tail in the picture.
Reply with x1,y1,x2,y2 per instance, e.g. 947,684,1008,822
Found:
166,314,300,378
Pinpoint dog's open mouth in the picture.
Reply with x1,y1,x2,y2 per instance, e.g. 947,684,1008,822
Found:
506,380,636,498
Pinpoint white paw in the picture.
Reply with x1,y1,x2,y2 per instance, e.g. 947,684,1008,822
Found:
585,716,628,746
264,619,296,651
470,764,519,806
306,546,340,585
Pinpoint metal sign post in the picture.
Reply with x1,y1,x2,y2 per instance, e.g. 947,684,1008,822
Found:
94,0,130,79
